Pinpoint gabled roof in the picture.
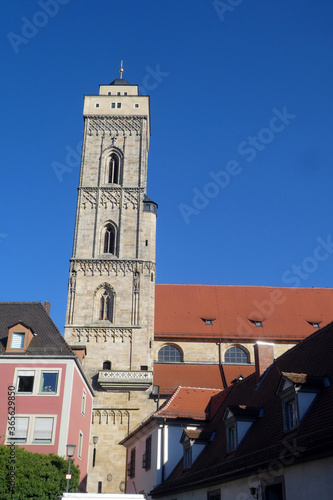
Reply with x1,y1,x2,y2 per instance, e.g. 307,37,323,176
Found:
151,322,333,497
155,387,221,420
0,302,74,356
153,363,255,395
155,284,333,340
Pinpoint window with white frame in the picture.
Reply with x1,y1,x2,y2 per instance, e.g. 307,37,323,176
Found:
17,370,35,393
284,398,298,430
10,416,29,443
33,417,54,443
8,415,56,445
11,332,25,350
227,425,237,452
40,372,58,394
14,369,60,396
81,391,86,415
78,432,83,459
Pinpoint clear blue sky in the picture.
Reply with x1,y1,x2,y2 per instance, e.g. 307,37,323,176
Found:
1,0,333,331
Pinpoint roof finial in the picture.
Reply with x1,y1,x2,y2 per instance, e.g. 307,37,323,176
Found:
119,60,124,79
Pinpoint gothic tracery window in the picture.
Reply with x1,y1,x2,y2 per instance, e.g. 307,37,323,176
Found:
99,290,114,322
103,224,116,254
108,153,120,184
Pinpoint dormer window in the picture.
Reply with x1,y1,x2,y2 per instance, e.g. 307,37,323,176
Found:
201,318,215,326
180,429,212,469
6,322,34,352
284,398,298,430
227,425,237,451
223,405,261,452
249,319,263,327
277,372,329,432
307,321,321,329
11,332,25,350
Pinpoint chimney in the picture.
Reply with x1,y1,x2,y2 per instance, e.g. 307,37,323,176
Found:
254,341,274,383
43,301,51,315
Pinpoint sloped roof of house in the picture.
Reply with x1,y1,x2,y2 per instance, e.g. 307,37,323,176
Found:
0,302,74,356
153,363,254,395
151,321,333,497
155,386,221,420
155,284,333,340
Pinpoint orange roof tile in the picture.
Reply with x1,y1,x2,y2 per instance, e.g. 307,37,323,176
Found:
155,285,333,340
153,363,255,395
155,386,221,420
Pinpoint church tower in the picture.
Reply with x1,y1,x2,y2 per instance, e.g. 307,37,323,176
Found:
64,70,157,493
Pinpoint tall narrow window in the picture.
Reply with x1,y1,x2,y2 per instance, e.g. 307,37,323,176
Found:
99,291,114,322
108,154,119,184
103,224,115,254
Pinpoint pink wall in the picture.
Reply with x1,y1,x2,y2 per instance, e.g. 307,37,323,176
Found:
68,365,93,489
1,362,67,454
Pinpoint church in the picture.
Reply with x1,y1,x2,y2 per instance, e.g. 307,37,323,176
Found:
63,70,333,494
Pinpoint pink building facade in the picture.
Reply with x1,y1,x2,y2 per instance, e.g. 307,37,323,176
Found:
0,303,94,490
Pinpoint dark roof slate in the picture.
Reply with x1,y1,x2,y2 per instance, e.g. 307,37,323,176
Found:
0,302,74,356
151,321,333,497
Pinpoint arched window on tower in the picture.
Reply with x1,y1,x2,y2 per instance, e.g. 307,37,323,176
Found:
158,345,183,363
99,290,114,322
103,224,116,254
108,153,120,184
225,346,249,364
103,361,111,370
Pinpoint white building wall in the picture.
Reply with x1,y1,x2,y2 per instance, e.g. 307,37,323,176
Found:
153,456,333,500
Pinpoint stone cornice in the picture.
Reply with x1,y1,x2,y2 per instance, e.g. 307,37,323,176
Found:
66,326,133,342
86,115,146,136
80,187,144,210
70,259,156,276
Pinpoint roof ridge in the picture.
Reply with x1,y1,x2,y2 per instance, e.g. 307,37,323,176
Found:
156,283,333,290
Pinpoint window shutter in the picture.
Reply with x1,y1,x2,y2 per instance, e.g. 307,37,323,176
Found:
34,418,54,441
11,333,25,349
13,417,29,441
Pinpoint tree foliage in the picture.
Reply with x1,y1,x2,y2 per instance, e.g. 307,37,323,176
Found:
0,445,80,499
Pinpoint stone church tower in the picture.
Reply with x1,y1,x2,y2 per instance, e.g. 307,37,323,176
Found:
64,73,157,493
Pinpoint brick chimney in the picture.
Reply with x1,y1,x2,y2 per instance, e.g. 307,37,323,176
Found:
43,301,51,315
254,341,274,383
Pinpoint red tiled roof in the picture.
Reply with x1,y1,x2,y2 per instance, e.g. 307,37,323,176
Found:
151,322,333,497
155,386,221,420
153,363,255,395
155,284,333,340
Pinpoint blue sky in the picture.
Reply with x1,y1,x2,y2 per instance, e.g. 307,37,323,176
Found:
1,0,333,331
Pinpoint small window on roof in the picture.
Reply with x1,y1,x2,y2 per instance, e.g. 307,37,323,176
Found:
307,321,321,328
11,333,25,350
201,318,215,326
249,319,263,327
